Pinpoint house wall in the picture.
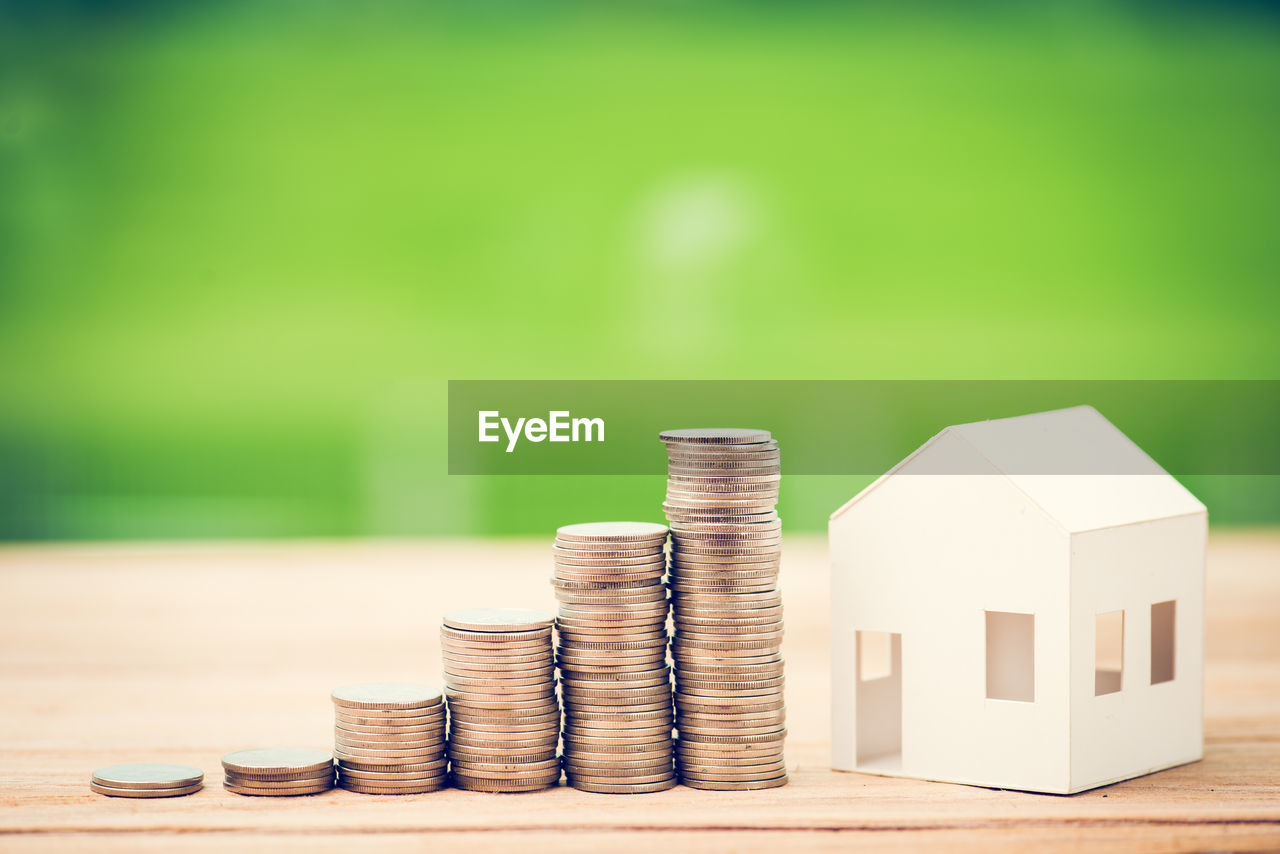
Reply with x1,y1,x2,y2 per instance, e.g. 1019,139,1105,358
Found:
831,433,1074,793
1068,513,1206,791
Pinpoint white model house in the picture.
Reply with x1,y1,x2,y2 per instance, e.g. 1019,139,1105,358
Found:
829,406,1206,794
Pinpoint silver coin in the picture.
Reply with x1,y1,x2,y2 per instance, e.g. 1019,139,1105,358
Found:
677,703,785,718
680,775,787,791
554,589,668,604
675,669,786,685
558,600,669,614
338,763,448,781
440,634,553,649
447,703,561,718
442,648,555,663
561,674,669,688
562,756,673,771
334,746,448,760
331,683,443,711
558,646,667,660
676,751,786,767
678,716,787,731
223,780,334,797
556,625,668,639
444,699,558,714
334,716,446,733
556,521,669,542
672,590,782,605
557,634,668,649
566,777,677,794
672,562,780,575
448,727,560,743
552,579,664,594
566,709,674,724
672,542,781,555
339,779,448,794
666,466,779,479
664,440,778,453
663,503,777,517
669,585,779,598
563,740,674,756
558,662,666,675
660,428,772,444
663,498,777,512
221,748,333,776
449,752,558,766
565,770,675,787
669,576,780,590
561,687,671,702
677,720,786,736
444,671,554,686
336,757,449,773
562,696,671,710
223,771,334,789
666,482,781,496
671,558,780,571
567,699,671,714
553,570,666,584
675,726,786,743
674,620,783,634
554,541,666,556
672,637,783,651
554,553,666,566
444,683,555,698
91,763,204,790
676,673,785,688
443,645,556,659
679,764,787,782
334,737,445,753
668,509,779,518
665,446,779,459
90,781,202,798
563,736,673,751
442,608,555,633
553,552,667,568
334,725,446,742
669,529,781,542
451,774,560,792
334,719,445,736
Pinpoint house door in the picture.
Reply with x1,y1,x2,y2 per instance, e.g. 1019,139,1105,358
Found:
855,630,902,769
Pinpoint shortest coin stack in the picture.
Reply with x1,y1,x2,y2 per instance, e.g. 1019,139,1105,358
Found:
221,748,334,796
90,763,204,798
332,682,448,794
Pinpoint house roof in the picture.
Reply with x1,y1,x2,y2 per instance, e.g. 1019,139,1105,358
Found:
830,405,1206,534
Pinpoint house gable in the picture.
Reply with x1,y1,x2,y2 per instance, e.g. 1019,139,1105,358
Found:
831,405,1205,534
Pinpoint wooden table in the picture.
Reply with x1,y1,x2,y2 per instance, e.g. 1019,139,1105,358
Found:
2,533,1278,852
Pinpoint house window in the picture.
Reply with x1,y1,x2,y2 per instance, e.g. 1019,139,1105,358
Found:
1151,600,1176,684
985,611,1034,702
858,631,893,681
1094,610,1124,695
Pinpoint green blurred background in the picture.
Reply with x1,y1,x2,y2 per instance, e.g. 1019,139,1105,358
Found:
2,1,1278,541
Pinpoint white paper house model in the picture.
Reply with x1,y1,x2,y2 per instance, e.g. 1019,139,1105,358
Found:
829,406,1206,794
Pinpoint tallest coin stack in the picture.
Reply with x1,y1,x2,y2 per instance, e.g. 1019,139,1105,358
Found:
661,428,787,790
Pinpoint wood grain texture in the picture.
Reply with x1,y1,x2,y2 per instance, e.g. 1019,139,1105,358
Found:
1,532,1277,852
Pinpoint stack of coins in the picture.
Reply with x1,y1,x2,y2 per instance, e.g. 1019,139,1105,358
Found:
220,748,334,796
661,428,787,791
554,521,677,794
90,763,203,798
441,608,562,792
332,683,448,794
